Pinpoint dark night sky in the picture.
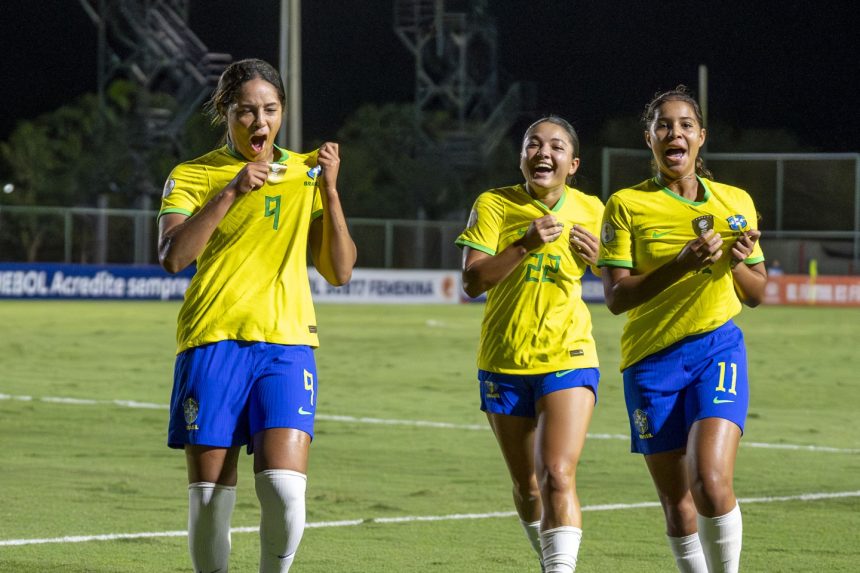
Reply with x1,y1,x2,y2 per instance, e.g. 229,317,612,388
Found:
2,1,858,153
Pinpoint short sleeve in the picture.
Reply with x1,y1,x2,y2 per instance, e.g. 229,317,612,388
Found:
588,196,606,241
597,194,634,268
455,192,505,255
159,163,209,220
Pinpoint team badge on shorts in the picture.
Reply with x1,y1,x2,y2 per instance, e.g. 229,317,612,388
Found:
183,397,199,431
633,409,653,439
691,215,714,237
726,214,748,231
484,380,500,399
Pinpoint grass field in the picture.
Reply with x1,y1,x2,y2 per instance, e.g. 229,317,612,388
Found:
1,301,858,572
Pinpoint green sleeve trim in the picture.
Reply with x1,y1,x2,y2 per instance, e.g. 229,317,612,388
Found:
455,238,496,256
311,209,323,220
745,255,765,265
157,207,193,221
597,258,634,268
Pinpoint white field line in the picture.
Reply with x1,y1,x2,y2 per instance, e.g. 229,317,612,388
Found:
2,490,858,548
1,393,859,454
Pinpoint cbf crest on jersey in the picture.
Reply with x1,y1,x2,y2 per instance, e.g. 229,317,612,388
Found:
307,165,322,179
726,214,748,231
691,214,714,237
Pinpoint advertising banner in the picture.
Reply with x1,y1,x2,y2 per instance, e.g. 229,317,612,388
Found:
0,263,193,300
764,274,860,306
0,264,462,304
309,268,460,304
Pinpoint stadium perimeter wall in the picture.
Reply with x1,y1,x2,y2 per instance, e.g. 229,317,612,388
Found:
2,263,859,307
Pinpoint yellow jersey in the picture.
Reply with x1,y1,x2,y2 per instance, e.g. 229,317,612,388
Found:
598,177,765,370
159,145,323,353
456,184,604,374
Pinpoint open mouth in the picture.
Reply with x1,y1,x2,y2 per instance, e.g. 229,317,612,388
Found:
533,163,554,176
665,148,686,161
250,135,267,153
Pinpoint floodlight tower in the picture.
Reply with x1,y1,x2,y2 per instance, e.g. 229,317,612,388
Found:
393,0,522,168
78,0,231,263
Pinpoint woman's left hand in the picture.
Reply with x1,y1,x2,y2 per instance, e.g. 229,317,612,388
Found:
570,224,599,265
730,229,761,267
317,142,340,190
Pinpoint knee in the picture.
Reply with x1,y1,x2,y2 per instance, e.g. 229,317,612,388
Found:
539,460,577,496
659,493,696,521
689,470,734,513
255,469,307,510
656,492,697,535
511,474,540,505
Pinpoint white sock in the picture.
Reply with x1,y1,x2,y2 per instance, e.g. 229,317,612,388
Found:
520,519,543,563
667,533,708,572
540,526,582,573
698,503,742,573
188,482,236,573
255,469,307,573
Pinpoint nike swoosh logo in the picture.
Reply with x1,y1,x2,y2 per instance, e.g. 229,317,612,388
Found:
555,369,575,378
298,407,313,415
713,397,735,404
651,230,672,238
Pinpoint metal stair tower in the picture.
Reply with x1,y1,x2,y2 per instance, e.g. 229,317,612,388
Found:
394,0,521,168
78,0,231,141
77,0,231,264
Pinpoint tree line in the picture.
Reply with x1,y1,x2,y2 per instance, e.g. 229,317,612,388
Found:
0,81,809,262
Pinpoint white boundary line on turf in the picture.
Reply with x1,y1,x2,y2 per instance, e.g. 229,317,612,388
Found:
2,393,859,454
2,490,858,547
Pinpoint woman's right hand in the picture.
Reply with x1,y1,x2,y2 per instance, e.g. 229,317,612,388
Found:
676,229,724,270
518,214,564,251
229,161,269,194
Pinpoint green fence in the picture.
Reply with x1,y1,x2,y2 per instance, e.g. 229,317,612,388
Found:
601,149,860,274
5,147,860,276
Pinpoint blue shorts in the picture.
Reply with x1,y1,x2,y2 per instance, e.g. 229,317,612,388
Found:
623,321,749,455
478,368,599,418
168,341,318,451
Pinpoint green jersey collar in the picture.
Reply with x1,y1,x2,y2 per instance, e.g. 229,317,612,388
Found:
653,176,711,206
224,138,290,163
522,184,567,213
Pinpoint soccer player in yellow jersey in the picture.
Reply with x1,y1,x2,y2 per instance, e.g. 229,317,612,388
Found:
457,117,604,573
598,87,766,573
157,59,356,573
